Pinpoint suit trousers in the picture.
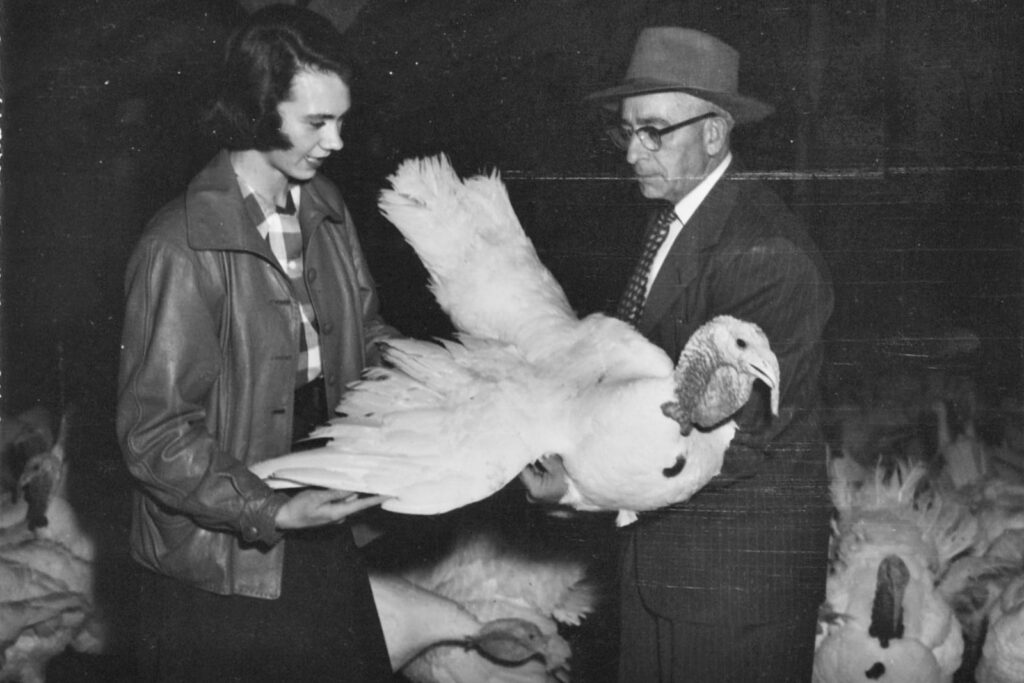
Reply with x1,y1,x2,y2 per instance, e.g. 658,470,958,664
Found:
618,530,821,683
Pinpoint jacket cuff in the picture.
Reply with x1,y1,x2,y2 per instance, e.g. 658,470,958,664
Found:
239,491,289,546
716,441,764,481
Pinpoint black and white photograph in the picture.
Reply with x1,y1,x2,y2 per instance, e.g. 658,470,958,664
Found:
1,1,1022,681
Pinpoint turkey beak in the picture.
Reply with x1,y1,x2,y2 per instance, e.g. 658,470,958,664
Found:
749,350,781,417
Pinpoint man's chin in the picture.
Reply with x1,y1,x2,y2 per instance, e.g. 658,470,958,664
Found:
636,179,664,200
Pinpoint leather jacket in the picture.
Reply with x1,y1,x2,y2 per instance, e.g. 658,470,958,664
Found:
117,151,396,598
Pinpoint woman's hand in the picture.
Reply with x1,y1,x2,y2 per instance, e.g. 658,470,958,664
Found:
275,488,389,530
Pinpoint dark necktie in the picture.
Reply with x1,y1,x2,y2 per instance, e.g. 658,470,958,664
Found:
616,207,677,326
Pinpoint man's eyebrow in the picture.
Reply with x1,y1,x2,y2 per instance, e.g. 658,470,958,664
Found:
622,115,666,127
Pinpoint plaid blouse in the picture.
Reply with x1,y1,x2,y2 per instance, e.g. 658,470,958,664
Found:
239,180,321,387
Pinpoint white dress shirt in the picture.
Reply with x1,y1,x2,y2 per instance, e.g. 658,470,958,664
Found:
645,152,732,295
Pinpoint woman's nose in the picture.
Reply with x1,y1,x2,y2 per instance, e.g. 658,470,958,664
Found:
320,122,343,152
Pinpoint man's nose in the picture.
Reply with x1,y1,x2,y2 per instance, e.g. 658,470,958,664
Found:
625,134,646,164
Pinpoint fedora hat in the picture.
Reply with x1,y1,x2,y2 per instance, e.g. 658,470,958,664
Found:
586,27,774,124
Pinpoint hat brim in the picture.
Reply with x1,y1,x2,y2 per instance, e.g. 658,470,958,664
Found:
585,79,774,124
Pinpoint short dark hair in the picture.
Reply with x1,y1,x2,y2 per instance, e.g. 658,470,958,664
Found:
203,4,354,151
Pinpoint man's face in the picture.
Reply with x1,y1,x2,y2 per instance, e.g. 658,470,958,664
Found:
265,68,351,182
620,92,718,204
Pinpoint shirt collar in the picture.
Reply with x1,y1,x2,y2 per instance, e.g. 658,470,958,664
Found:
643,152,733,296
237,178,302,241
672,152,732,224
186,150,346,253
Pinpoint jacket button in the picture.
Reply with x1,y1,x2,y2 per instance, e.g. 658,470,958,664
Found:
321,322,334,335
326,374,337,386
307,268,318,283
248,526,258,537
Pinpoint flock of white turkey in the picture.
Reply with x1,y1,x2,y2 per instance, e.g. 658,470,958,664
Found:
816,365,1024,683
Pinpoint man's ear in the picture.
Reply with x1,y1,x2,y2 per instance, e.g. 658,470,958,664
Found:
703,116,729,156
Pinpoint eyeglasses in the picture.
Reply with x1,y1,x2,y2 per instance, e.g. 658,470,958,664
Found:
605,111,719,152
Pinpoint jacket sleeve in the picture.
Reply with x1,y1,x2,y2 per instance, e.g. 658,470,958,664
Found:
342,205,401,365
117,236,288,546
707,235,832,483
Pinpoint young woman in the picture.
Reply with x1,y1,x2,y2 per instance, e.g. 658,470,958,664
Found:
118,6,397,680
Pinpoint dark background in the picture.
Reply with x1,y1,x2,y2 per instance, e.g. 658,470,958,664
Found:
3,0,1022,416
1,0,1022,680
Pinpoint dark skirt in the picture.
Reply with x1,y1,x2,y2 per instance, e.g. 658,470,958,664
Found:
135,523,393,682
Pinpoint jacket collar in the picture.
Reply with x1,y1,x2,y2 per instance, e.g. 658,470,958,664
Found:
639,161,741,330
185,150,347,252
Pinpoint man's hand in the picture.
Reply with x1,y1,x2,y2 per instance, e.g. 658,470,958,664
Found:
275,488,389,530
519,454,569,504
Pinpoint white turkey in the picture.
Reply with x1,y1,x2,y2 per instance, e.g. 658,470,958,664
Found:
252,155,779,526
938,550,1021,647
1,408,56,506
0,412,107,682
368,524,596,682
974,574,1024,683
938,479,1024,677
958,479,1024,559
933,398,990,489
814,462,976,683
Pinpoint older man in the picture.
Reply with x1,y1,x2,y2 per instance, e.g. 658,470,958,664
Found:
524,27,834,681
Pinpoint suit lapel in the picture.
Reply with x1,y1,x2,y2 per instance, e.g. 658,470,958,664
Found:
638,176,740,332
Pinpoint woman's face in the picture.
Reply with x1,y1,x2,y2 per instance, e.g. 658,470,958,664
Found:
263,67,350,182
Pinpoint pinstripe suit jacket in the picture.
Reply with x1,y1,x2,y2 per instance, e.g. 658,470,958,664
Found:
626,162,834,625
